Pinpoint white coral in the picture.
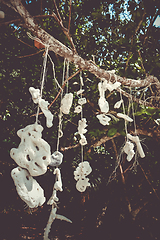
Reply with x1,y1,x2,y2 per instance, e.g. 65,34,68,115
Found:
123,141,135,161
96,114,111,126
60,93,73,114
74,105,82,113
117,113,133,122
103,81,121,92
29,87,53,128
11,167,45,208
114,99,123,109
10,124,51,176
98,97,109,113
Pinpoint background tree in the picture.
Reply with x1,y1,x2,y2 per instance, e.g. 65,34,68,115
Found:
0,0,160,239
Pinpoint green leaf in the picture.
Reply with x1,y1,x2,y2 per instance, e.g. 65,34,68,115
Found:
107,128,117,137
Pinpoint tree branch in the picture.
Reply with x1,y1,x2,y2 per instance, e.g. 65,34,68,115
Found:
68,0,72,31
2,0,160,104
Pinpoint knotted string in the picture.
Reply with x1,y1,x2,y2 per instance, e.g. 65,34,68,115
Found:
80,71,84,163
35,45,49,124
56,59,66,151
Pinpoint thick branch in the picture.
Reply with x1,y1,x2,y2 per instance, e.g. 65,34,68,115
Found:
2,0,160,96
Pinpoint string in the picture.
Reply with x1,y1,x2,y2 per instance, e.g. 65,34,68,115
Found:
66,60,69,94
80,71,84,162
48,54,63,90
61,58,66,96
56,111,63,151
35,45,49,124
56,59,66,151
119,88,128,138
130,87,137,134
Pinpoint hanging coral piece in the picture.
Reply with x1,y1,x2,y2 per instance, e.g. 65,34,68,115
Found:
53,168,63,192
43,206,72,240
50,151,63,167
29,87,53,128
79,134,88,146
60,93,73,114
45,167,72,240
78,118,88,145
74,105,82,113
103,80,121,92
39,99,54,128
11,167,46,208
78,118,87,135
29,87,41,103
114,99,123,109
96,114,111,126
10,124,51,176
123,141,135,161
117,113,133,122
127,134,145,158
77,89,85,95
74,161,92,192
78,97,87,105
98,97,109,113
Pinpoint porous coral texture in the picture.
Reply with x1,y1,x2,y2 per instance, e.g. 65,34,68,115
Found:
10,124,51,176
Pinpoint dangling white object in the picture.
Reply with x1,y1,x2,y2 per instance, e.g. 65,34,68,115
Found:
76,178,91,192
78,97,87,105
98,97,109,113
103,81,121,92
11,167,45,208
117,113,133,122
39,98,53,128
47,189,59,205
98,82,105,98
53,168,63,192
127,134,145,158
96,114,111,126
123,141,135,161
29,87,53,128
0,11,5,19
79,134,87,146
74,161,92,192
114,99,123,109
77,89,84,95
50,151,63,167
60,93,73,114
74,105,82,113
78,118,87,135
10,124,51,176
29,87,41,104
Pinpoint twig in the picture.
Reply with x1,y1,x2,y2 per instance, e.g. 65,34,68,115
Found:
139,163,160,200
53,0,62,22
30,69,81,117
0,14,56,26
61,143,80,152
52,0,76,53
40,0,43,15
111,139,132,212
137,50,146,75
48,69,81,108
143,9,159,45
116,88,160,109
68,0,72,31
125,10,146,72
125,52,132,73
18,49,44,58
17,38,36,49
